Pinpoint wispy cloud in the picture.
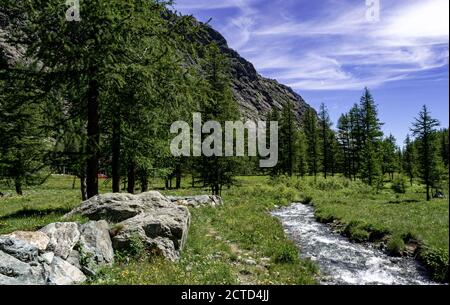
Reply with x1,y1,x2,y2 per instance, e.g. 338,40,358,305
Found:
175,0,449,91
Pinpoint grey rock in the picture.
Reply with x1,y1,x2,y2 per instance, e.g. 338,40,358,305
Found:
39,252,55,265
66,250,81,270
64,192,172,223
44,256,86,285
0,236,39,262
0,273,23,285
0,251,45,285
112,204,191,261
5,231,50,252
39,222,80,259
78,220,114,271
167,195,223,208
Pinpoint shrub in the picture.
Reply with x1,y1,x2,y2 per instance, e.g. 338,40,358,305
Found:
386,236,405,256
391,176,407,194
274,244,299,264
419,248,449,283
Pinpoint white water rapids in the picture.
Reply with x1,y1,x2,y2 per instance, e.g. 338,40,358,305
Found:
272,203,439,285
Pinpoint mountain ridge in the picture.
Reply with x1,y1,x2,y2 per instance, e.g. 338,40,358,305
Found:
197,22,313,122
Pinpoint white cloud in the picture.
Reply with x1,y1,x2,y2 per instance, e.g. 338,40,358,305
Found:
176,0,449,91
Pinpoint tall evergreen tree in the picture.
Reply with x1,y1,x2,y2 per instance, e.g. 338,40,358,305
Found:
411,105,441,201
358,88,383,186
195,43,240,195
278,102,299,176
303,108,320,177
382,134,399,181
318,103,332,178
403,134,417,187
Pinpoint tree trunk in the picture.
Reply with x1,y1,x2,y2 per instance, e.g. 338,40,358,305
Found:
175,164,182,189
80,175,87,201
127,163,135,194
112,115,121,193
140,173,149,193
86,77,100,199
15,179,23,196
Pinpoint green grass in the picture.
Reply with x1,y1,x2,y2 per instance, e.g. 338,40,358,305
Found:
0,175,318,285
0,174,448,283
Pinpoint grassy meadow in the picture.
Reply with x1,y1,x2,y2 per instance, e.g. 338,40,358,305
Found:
0,175,448,283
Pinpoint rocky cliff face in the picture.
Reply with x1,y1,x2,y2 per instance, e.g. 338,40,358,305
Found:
198,24,313,122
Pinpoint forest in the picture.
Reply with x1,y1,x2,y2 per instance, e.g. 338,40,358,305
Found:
0,0,448,285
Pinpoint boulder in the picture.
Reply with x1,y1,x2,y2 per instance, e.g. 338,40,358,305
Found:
5,231,50,252
44,256,86,285
77,220,114,272
39,222,80,259
167,195,224,208
0,250,45,285
112,205,190,261
64,192,172,223
0,236,39,262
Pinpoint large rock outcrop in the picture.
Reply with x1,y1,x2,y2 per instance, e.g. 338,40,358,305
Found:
66,192,191,262
0,191,220,285
0,220,114,285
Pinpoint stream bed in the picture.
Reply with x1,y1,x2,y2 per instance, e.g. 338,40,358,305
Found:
272,203,439,285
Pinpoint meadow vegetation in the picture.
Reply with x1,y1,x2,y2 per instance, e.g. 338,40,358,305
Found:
1,175,447,283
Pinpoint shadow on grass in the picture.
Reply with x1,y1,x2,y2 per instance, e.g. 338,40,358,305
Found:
387,199,421,204
0,207,71,220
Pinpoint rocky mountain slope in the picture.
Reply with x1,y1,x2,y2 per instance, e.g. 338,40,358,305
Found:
195,23,313,122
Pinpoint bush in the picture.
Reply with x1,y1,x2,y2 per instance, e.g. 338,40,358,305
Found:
386,236,405,256
273,244,299,264
391,176,407,194
419,248,449,283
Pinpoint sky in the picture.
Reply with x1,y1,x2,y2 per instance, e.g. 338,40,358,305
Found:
173,0,449,146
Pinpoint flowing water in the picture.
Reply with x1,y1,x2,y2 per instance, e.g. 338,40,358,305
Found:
272,203,439,285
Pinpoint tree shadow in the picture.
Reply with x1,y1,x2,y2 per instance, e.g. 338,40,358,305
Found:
0,207,71,220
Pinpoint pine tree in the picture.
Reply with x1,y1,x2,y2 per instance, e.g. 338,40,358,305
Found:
278,102,299,176
337,114,352,179
411,105,441,201
381,134,399,181
358,88,383,186
318,103,332,178
0,65,50,195
303,108,320,177
195,43,240,195
296,131,309,177
403,134,417,187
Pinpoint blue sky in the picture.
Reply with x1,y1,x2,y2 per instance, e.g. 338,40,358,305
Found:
173,0,449,146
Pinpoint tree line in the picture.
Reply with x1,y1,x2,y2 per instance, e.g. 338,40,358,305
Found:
272,88,448,201
0,1,448,200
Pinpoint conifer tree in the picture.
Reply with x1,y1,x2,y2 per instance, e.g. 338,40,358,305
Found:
318,103,333,178
303,108,320,177
403,134,417,187
411,105,441,201
358,88,383,186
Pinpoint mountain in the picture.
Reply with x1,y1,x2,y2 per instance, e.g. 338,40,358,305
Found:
195,23,313,122
0,10,313,122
